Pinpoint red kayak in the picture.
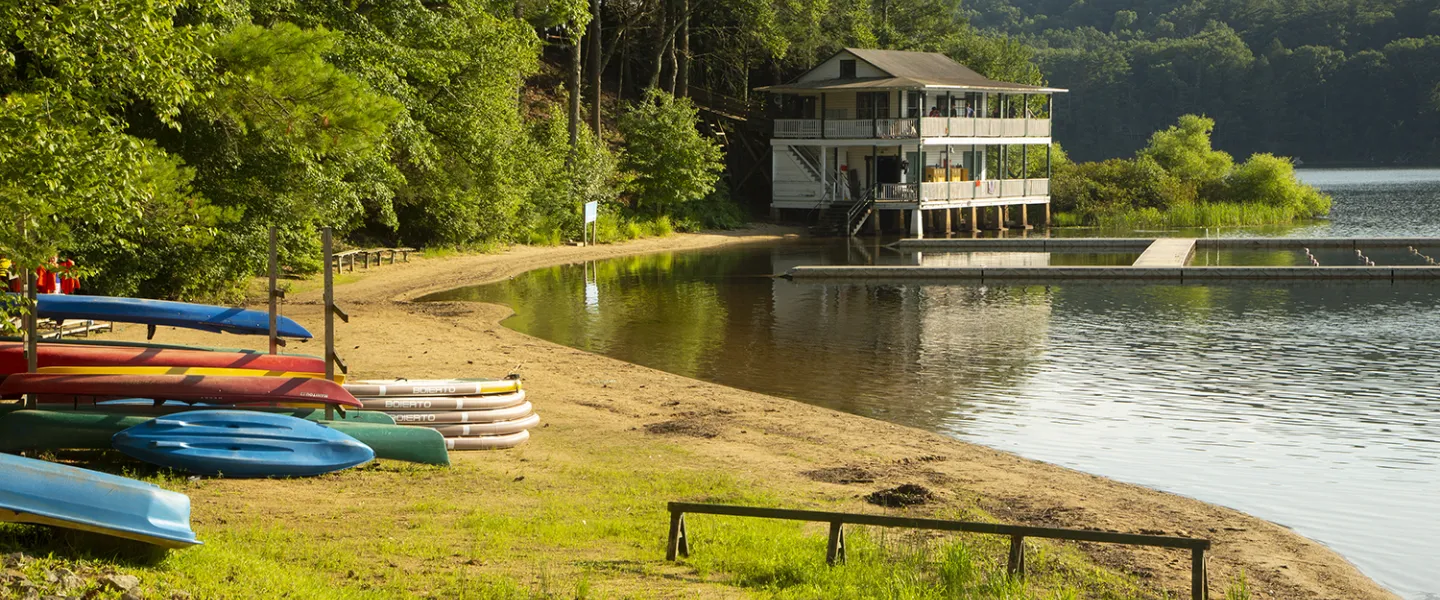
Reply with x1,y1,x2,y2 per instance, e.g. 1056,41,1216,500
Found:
0,343,324,376
0,374,360,408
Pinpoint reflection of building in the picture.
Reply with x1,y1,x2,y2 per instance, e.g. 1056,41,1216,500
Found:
906,251,1056,267
764,247,1053,430
758,48,1065,237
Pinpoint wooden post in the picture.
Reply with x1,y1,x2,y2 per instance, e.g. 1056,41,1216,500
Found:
826,522,846,565
1021,204,1030,229
666,512,688,560
943,207,952,234
1192,548,1208,600
871,208,881,236
1006,535,1026,578
268,228,280,355
969,206,978,232
323,229,334,420
23,270,37,409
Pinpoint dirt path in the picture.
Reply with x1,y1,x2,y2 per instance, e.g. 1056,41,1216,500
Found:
113,227,1396,600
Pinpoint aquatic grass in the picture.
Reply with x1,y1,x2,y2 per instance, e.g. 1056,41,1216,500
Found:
1057,201,1310,230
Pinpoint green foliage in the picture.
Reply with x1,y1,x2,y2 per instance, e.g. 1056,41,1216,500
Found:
961,0,1440,162
1054,115,1330,227
618,89,725,215
1138,115,1234,187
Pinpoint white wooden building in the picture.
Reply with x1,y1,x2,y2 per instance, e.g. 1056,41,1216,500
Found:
757,48,1066,237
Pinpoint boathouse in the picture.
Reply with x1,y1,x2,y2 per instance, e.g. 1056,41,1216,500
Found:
757,48,1065,237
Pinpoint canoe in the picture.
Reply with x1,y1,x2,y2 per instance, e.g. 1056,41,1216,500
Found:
0,343,326,376
1,374,361,408
15,400,394,424
37,366,338,383
345,378,521,397
357,391,526,411
444,430,529,450
28,294,311,338
388,402,533,424
0,336,321,358
0,409,442,464
325,421,450,466
112,411,373,478
0,452,199,548
425,413,540,437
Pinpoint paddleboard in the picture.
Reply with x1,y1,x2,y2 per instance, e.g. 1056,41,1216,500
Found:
424,413,540,437
112,410,374,478
444,430,529,450
357,391,526,411
3,374,361,408
37,365,339,382
387,402,533,424
345,378,521,397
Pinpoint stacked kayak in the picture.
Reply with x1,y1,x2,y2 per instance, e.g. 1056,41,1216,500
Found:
25,294,311,338
0,342,327,377
0,407,450,466
346,378,537,450
2,374,362,409
112,411,374,478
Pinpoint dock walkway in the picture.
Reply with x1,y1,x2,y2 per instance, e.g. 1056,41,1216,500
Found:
1133,238,1197,267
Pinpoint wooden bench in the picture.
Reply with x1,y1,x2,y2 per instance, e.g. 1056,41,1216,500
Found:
330,247,417,271
666,502,1212,600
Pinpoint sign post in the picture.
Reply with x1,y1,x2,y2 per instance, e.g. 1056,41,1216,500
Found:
583,201,598,246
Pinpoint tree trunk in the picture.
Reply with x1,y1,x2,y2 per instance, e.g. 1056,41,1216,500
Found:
646,0,673,91
589,0,602,137
568,30,582,157
676,0,689,98
665,33,677,93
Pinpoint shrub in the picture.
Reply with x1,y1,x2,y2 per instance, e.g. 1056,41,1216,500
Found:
618,89,726,215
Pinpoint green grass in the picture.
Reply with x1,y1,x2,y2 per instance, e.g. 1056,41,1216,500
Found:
0,441,1212,599
1057,201,1312,230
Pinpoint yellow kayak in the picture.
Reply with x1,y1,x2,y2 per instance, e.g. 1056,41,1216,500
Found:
36,365,343,383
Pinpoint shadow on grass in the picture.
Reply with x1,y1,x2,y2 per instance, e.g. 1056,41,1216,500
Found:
0,524,173,567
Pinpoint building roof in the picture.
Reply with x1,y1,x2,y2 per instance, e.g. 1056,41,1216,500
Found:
755,48,1067,94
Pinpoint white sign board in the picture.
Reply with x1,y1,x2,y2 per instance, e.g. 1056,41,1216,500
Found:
584,201,598,224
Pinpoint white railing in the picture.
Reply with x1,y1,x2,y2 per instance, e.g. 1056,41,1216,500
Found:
878,183,919,201
873,178,1050,203
876,118,918,138
774,119,821,138
772,118,1052,139
824,119,874,138
920,117,949,137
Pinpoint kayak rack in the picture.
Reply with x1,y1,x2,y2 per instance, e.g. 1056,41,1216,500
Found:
665,502,1212,600
321,229,350,420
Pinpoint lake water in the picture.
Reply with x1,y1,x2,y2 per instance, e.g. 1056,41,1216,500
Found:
422,169,1440,599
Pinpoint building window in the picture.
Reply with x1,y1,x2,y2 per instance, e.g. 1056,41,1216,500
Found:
839,59,857,79
857,92,889,119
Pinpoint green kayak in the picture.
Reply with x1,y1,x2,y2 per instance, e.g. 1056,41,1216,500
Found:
0,410,448,466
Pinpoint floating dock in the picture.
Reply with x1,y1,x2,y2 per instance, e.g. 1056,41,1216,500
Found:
784,237,1440,281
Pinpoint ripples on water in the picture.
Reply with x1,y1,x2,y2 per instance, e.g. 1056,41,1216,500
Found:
420,169,1440,599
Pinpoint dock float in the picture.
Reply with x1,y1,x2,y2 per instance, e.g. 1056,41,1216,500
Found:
785,266,1440,281
1133,238,1196,267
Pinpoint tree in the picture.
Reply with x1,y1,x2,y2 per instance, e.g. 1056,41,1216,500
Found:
1139,115,1234,187
618,89,724,213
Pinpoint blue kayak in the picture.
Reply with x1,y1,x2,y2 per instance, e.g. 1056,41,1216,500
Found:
0,453,200,548
28,294,312,338
112,410,374,478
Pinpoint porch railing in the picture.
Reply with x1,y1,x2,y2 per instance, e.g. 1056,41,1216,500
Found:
774,118,1052,139
876,178,1051,202
774,119,822,138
